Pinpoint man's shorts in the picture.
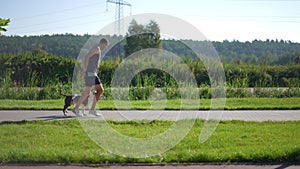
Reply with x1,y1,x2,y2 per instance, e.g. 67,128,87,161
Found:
85,75,101,87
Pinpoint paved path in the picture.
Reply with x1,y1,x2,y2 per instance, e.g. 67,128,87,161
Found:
0,110,299,122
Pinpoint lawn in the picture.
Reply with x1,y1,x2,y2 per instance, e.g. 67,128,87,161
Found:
0,97,299,110
0,119,299,164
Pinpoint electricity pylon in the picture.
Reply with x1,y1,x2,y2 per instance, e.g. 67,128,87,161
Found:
107,0,132,35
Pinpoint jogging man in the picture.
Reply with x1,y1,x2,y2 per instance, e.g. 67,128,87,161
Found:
72,38,109,116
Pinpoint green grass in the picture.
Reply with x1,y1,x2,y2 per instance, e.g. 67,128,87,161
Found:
0,97,299,110
224,97,300,110
0,119,299,164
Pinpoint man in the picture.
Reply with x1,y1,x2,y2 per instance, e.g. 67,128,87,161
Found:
72,38,109,116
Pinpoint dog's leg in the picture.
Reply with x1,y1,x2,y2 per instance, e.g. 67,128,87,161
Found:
63,105,69,116
63,96,73,116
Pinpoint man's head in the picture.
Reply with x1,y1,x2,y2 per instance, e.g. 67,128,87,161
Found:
99,38,109,50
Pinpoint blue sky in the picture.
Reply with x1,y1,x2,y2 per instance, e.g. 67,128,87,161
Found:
1,0,300,42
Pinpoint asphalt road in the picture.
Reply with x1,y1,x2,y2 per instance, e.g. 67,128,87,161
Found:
0,110,300,122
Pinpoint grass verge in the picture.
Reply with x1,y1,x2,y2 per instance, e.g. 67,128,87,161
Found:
0,119,299,163
0,97,299,110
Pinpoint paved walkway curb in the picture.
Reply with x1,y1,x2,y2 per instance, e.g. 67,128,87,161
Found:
0,110,300,122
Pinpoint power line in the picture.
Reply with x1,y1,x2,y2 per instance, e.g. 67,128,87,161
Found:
11,11,108,30
7,0,114,35
14,0,106,21
11,17,114,35
181,14,300,23
181,14,300,19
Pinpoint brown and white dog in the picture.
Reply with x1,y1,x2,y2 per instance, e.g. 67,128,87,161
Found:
62,90,96,116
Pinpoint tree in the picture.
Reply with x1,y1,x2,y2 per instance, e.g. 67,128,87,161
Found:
145,20,161,49
124,19,161,57
0,18,10,35
292,52,300,64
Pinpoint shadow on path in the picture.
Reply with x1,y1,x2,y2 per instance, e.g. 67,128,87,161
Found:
36,115,74,121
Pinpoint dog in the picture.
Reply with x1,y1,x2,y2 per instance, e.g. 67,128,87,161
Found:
62,94,90,116
61,90,97,116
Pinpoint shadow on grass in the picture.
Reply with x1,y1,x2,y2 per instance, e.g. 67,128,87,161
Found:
0,116,74,124
182,149,300,164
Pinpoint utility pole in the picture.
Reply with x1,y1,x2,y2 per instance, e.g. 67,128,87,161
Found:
107,0,132,35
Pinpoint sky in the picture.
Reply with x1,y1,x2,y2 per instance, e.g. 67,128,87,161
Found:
1,0,300,42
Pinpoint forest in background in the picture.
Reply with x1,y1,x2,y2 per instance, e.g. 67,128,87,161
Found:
1,34,300,65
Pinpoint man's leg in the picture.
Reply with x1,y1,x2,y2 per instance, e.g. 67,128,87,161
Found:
74,86,92,110
91,84,104,110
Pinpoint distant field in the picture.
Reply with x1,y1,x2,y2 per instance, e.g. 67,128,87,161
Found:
0,119,299,164
0,97,299,110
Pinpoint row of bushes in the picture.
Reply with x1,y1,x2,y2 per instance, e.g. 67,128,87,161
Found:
1,86,299,100
1,52,300,88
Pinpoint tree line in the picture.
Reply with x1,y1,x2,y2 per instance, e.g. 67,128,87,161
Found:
1,35,300,65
